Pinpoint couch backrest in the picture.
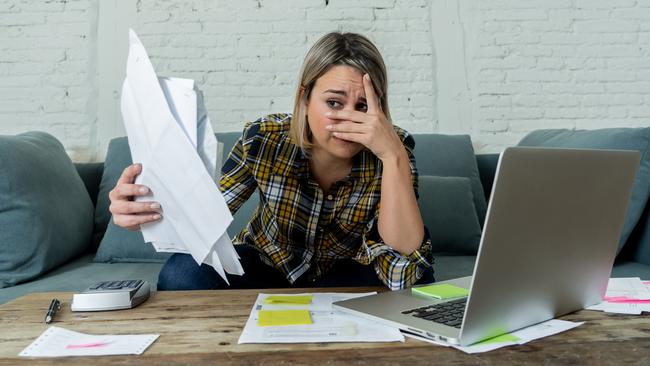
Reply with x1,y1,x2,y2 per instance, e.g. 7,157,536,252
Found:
74,133,500,248
73,131,650,265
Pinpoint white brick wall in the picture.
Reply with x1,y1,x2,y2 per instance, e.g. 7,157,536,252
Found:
132,0,434,133
1,0,649,160
464,0,650,151
0,0,95,161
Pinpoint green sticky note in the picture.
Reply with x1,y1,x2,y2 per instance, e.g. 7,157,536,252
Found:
476,333,520,345
257,310,313,327
263,295,313,305
411,284,469,299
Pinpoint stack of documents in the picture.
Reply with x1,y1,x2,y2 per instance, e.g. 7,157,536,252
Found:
238,293,404,344
19,327,158,357
587,277,650,314
120,29,243,283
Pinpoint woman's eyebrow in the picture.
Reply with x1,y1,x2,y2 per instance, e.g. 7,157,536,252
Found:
323,89,346,96
322,89,367,102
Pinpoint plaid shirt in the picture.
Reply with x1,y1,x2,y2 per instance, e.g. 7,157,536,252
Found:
219,113,433,290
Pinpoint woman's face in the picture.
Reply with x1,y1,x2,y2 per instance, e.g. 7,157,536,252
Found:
305,65,368,161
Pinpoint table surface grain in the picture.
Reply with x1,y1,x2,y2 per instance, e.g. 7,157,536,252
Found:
1,288,649,365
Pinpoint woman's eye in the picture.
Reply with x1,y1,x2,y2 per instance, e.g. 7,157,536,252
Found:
327,100,342,109
356,103,368,112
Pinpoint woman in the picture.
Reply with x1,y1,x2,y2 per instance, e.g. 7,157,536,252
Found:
109,32,434,291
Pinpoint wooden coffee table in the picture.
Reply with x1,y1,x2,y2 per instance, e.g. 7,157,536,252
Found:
0,288,649,365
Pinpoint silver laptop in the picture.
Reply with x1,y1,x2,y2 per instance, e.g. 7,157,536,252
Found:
333,146,640,346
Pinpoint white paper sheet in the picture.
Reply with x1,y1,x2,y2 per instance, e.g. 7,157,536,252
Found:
120,29,243,282
238,293,404,344
451,319,584,354
604,277,650,300
586,277,650,315
19,326,158,357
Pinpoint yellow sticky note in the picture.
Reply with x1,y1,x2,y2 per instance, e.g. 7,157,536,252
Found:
257,310,313,327
263,295,313,305
477,333,520,345
411,284,469,299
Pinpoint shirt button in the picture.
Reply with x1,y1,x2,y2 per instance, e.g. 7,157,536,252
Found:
326,194,333,200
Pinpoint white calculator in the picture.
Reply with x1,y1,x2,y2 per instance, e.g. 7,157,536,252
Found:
71,280,151,312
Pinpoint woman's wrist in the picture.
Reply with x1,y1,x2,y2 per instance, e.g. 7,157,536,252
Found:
379,146,410,169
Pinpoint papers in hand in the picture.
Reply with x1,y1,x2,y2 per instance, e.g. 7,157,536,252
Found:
120,29,244,283
19,326,158,357
238,293,404,344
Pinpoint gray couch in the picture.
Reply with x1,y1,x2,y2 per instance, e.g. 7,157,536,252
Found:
1,129,649,304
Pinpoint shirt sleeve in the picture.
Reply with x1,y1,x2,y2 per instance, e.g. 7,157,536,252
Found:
354,131,434,290
219,122,258,215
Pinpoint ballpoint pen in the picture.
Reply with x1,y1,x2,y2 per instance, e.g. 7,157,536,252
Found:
44,298,61,324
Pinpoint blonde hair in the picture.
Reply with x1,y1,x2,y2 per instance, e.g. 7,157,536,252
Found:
290,32,390,152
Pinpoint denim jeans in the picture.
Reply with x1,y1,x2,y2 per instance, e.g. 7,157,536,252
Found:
157,244,434,290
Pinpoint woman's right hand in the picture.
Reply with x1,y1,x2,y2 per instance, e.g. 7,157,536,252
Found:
109,163,162,231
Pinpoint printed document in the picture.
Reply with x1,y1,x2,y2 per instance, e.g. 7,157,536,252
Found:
587,277,650,314
238,293,404,343
120,29,243,282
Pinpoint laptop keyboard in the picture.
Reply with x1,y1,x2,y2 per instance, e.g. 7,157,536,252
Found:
401,298,467,329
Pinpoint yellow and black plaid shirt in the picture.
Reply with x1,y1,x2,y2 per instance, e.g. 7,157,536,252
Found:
219,113,433,290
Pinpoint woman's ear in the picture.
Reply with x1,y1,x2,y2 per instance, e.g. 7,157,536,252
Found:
301,86,310,108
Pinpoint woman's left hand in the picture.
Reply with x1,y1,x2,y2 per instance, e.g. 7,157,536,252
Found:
325,74,405,162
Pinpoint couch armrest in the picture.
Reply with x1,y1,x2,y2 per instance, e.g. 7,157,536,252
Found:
74,163,104,208
476,154,499,202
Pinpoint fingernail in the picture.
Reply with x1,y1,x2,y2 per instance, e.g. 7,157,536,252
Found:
153,214,162,220
150,203,161,210
139,186,149,194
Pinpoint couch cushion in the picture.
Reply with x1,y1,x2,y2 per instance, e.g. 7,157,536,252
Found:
412,134,487,227
0,132,94,288
611,260,650,280
94,138,172,263
433,255,477,282
518,128,650,254
628,203,650,266
0,254,163,305
95,221,172,263
418,176,482,255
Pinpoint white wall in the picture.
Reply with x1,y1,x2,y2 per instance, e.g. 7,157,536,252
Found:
0,0,97,161
1,0,648,161
459,0,650,151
